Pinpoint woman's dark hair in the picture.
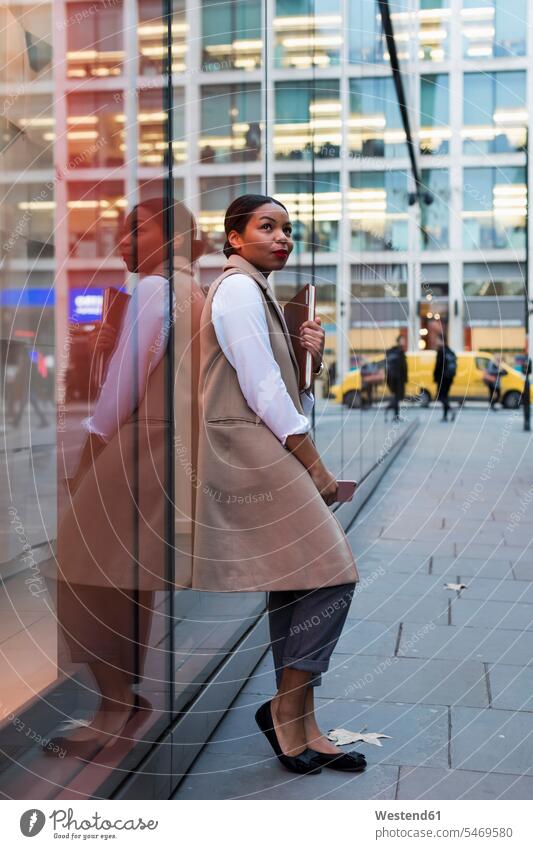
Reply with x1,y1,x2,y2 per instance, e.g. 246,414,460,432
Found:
223,194,288,258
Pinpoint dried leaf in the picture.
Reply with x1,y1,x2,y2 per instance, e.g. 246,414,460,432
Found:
327,727,392,747
444,582,467,591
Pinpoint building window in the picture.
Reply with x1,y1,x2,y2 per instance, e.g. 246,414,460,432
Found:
420,169,449,250
274,173,340,253
274,0,342,69
463,167,526,250
351,264,408,299
201,0,262,71
200,84,262,164
418,0,450,62
138,0,188,75
199,176,263,253
463,71,527,155
462,0,527,58
275,80,341,160
349,77,406,159
420,74,449,155
349,0,416,65
66,92,124,168
350,171,408,252
66,0,123,79
463,262,526,297
67,182,126,260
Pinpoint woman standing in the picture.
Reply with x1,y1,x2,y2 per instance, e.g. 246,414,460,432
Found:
193,195,365,775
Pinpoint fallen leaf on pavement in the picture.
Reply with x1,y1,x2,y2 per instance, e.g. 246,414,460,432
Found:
327,727,392,747
444,582,467,591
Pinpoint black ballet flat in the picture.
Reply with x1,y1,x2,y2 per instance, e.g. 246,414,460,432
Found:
308,749,367,772
255,701,323,775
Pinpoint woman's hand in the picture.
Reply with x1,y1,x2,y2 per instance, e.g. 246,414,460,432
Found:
299,316,325,372
309,463,338,506
91,322,117,354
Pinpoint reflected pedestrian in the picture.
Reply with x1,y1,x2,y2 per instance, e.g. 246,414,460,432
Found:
385,335,407,422
483,356,504,411
433,336,457,422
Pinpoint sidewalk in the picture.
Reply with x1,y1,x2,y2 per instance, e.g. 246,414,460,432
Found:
173,406,533,800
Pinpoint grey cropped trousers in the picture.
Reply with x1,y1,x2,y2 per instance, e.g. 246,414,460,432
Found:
267,582,356,688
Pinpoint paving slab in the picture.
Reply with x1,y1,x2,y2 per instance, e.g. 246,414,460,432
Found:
330,619,399,657
346,591,450,626
489,664,533,712
455,577,533,604
397,765,533,800
450,706,533,776
357,556,431,575
205,693,448,769
399,623,533,667
451,598,533,631
239,653,488,708
175,752,399,800
511,562,533,582
352,572,452,597
431,557,514,579
349,537,456,559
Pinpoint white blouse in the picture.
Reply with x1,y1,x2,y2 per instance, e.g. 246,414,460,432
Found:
85,274,168,442
212,273,314,445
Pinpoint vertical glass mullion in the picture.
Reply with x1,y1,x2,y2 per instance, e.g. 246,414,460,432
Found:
163,0,176,720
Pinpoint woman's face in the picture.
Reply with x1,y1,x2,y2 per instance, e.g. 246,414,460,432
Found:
228,202,293,273
119,206,166,275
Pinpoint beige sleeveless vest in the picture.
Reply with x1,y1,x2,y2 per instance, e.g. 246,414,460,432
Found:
192,254,358,592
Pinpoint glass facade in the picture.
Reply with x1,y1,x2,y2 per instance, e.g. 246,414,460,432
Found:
201,0,262,71
463,71,527,154
349,77,407,159
275,79,341,160
420,169,449,250
420,74,450,155
464,262,526,297
461,0,527,59
463,167,527,250
274,173,340,253
200,84,262,163
275,0,342,68
350,171,409,252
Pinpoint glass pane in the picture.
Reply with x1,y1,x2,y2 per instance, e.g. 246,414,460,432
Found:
462,0,527,58
349,77,407,159
420,169,449,250
350,171,409,251
201,0,262,71
464,262,526,296
274,173,340,253
420,74,450,155
463,167,527,250
201,84,262,163
275,79,341,160
275,0,342,69
463,71,527,154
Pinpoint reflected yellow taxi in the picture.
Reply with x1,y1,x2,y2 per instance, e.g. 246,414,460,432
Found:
330,351,533,409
